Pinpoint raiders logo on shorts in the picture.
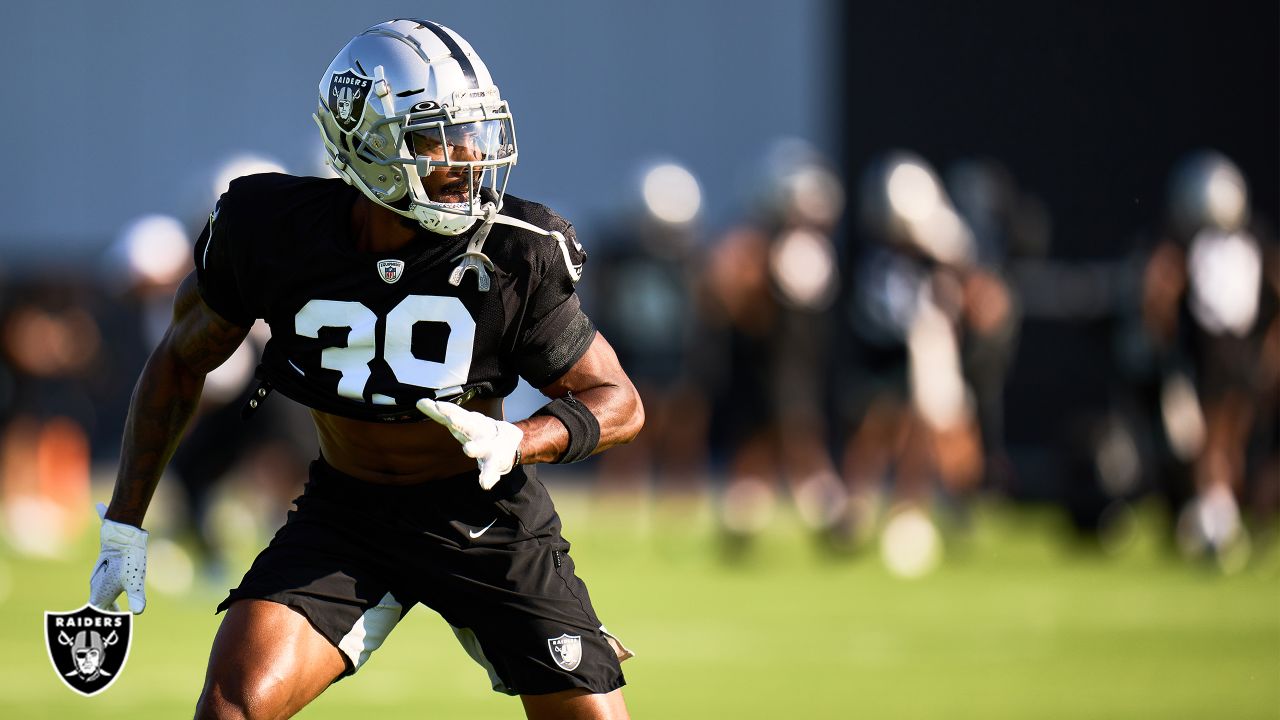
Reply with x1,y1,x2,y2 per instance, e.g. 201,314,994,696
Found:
547,633,582,671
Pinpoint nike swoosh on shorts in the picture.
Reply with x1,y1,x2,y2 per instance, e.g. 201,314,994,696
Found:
469,519,498,539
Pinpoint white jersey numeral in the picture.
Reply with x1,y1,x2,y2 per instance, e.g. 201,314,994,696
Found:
295,300,378,400
294,295,477,399
384,295,475,390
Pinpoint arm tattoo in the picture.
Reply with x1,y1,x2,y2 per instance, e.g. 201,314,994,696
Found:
107,273,250,527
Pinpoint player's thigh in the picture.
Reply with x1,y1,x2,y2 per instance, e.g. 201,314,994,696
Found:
196,599,346,718
521,688,629,720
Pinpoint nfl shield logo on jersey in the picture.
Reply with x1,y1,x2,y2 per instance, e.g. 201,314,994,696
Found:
547,633,582,671
44,604,133,696
377,259,405,284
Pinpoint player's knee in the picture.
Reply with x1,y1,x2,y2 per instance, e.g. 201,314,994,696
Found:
194,669,287,720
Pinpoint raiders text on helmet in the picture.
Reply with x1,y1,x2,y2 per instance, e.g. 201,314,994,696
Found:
315,20,517,235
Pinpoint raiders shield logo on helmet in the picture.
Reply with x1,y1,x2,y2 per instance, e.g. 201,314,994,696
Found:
547,633,582,671
44,604,133,696
377,259,405,284
328,69,373,133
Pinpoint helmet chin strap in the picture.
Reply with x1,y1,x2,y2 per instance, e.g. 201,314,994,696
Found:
449,203,584,292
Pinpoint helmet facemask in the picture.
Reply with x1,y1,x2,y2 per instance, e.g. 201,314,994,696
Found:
394,97,516,232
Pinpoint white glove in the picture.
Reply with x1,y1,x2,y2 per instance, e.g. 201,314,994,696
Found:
88,503,149,614
417,399,523,490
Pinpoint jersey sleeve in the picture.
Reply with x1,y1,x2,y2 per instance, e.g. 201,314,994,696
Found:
511,221,598,388
192,196,256,327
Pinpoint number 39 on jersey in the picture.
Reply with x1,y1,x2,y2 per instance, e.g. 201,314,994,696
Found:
294,294,476,402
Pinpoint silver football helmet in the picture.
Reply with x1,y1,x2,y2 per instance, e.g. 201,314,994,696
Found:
315,19,517,235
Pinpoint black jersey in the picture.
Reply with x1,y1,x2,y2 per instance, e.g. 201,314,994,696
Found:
193,173,595,422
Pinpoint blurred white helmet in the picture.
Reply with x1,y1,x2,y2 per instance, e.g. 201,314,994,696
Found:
756,138,845,228
638,161,703,227
1168,150,1249,237
861,150,973,265
315,20,517,235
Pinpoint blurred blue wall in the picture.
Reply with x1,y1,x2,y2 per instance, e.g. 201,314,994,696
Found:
0,1,835,265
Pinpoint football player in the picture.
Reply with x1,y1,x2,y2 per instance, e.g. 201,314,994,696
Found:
1139,150,1278,568
704,139,846,556
87,19,642,719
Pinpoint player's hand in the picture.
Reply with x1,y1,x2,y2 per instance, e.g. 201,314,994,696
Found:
417,399,523,490
88,503,149,614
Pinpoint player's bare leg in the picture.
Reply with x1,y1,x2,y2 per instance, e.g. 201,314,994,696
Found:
830,396,904,549
194,599,347,719
521,688,630,720
718,430,781,557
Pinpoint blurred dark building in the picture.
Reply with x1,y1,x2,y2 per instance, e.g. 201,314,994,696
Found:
837,0,1278,501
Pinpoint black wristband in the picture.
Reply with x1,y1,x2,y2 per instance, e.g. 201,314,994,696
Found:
533,392,600,463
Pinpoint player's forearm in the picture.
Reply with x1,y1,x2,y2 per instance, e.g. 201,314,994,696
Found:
107,338,207,528
516,383,644,465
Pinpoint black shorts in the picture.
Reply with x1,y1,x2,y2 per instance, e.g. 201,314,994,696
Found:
217,459,630,696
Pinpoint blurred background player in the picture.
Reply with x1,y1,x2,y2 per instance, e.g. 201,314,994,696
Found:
589,161,712,501
831,151,1017,575
705,139,846,557
944,158,1030,496
1134,150,1279,568
0,277,99,558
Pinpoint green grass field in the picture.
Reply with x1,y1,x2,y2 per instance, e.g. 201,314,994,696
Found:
2,491,1277,719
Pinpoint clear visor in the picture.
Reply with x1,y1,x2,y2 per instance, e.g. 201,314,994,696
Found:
406,119,514,168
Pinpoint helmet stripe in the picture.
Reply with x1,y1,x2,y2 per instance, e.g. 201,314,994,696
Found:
412,20,479,89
